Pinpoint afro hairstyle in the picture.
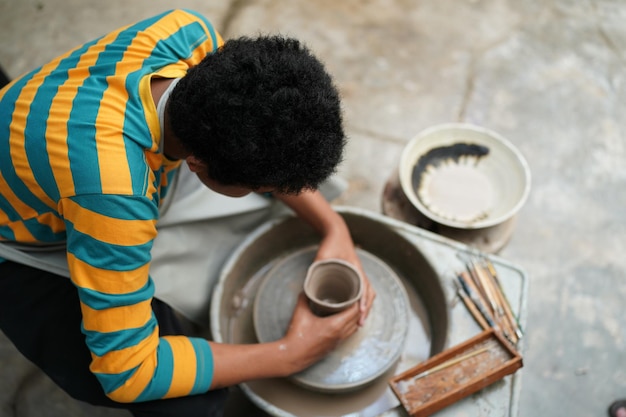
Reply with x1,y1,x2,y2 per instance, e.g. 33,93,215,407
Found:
167,35,346,194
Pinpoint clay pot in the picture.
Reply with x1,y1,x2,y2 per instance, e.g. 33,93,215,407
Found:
304,259,362,316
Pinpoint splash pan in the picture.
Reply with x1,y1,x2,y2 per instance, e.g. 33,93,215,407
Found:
210,208,448,417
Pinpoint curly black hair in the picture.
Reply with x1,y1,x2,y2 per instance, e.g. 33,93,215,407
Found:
168,35,346,194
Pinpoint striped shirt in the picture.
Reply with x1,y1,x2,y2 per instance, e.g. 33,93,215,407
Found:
0,9,223,402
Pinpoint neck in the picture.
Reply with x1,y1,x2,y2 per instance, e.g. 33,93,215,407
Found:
162,116,187,160
151,77,188,160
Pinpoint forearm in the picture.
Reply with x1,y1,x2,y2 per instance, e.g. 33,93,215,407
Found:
274,189,348,238
208,340,295,388
208,293,362,389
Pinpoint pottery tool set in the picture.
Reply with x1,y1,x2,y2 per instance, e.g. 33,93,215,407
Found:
389,258,524,416
456,256,524,346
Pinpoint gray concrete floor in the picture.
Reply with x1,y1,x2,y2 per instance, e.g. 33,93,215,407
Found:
1,0,625,416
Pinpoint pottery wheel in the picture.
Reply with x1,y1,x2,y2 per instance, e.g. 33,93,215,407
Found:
253,246,410,393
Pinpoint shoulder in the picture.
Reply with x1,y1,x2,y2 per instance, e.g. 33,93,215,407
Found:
141,9,223,54
157,9,220,37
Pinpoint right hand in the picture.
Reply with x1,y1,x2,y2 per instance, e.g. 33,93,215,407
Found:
280,293,360,374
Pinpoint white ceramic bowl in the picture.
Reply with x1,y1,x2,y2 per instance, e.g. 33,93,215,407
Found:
399,123,531,229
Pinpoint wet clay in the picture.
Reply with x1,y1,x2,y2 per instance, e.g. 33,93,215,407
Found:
418,162,494,224
411,143,493,225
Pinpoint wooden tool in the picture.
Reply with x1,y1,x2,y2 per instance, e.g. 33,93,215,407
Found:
456,282,490,330
456,258,522,346
409,346,490,381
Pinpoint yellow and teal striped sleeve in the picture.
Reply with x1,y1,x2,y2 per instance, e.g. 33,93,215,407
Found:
59,194,215,402
0,9,224,402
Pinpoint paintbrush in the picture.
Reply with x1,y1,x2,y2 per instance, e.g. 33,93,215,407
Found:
471,261,517,343
410,346,491,381
483,259,524,340
457,274,495,328
472,260,501,314
455,280,490,330
466,261,497,315
458,271,517,346
471,260,520,345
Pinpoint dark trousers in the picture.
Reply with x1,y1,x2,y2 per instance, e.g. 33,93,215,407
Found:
0,261,228,417
0,65,9,88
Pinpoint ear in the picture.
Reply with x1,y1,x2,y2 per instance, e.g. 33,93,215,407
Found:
186,155,206,173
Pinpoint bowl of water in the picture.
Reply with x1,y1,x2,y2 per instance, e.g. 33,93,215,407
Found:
398,123,531,230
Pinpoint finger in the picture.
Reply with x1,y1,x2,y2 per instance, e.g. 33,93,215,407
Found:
358,294,367,325
358,282,375,325
330,311,361,345
365,286,376,309
296,292,308,306
328,302,360,326
345,319,360,334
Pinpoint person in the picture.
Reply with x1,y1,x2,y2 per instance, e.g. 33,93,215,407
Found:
0,9,375,417
609,401,626,417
